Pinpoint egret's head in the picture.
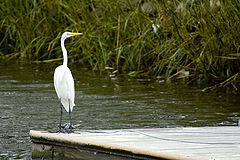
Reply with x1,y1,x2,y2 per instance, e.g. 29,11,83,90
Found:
61,32,83,41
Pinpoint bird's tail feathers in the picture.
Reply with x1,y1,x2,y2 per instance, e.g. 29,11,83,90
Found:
61,98,75,112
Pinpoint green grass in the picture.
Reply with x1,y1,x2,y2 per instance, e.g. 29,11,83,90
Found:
0,0,239,90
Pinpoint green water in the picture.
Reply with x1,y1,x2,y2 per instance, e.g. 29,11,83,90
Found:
0,62,239,159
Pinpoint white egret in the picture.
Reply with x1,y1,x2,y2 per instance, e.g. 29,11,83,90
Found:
54,31,82,132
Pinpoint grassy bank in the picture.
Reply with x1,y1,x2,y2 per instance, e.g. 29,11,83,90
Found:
0,0,239,90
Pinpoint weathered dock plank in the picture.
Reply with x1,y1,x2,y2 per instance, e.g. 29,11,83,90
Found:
30,127,240,160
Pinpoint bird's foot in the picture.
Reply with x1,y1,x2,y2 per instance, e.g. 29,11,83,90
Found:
56,123,75,133
63,123,74,129
57,129,63,133
63,123,75,133
57,125,63,133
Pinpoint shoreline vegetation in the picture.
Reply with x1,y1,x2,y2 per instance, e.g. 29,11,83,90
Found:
0,0,239,91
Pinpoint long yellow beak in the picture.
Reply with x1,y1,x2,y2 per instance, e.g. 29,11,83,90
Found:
68,32,83,36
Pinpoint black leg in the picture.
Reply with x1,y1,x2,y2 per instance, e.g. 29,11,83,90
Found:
59,98,62,132
68,99,73,130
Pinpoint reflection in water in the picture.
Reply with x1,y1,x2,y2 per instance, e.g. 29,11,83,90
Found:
0,62,239,159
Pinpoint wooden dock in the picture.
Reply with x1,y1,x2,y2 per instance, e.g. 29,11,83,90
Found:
30,126,240,160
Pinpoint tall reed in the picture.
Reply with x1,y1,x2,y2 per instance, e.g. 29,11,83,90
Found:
0,0,239,89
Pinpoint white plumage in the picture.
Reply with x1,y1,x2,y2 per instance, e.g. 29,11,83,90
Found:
54,65,75,112
53,31,82,131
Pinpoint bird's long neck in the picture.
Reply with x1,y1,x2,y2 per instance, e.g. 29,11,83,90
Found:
61,38,68,66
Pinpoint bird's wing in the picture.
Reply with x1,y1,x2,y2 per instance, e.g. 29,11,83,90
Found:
66,67,75,109
54,65,75,112
54,66,63,99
